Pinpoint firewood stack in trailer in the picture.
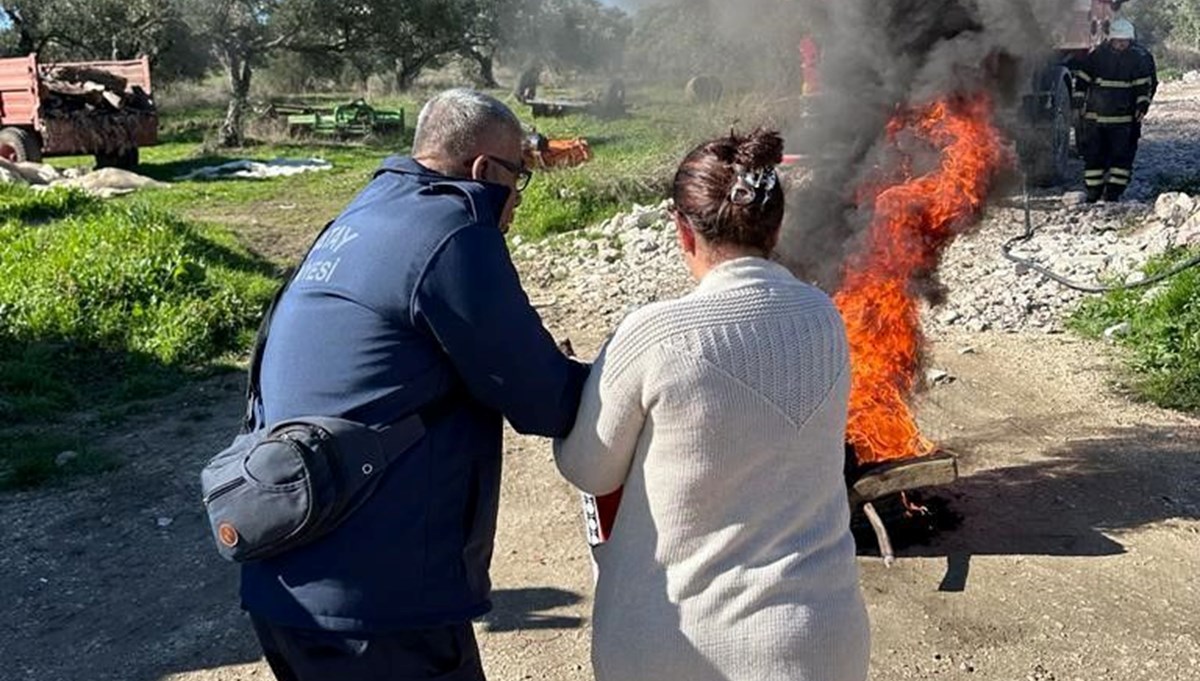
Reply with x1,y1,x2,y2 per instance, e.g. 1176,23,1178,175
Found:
39,65,156,156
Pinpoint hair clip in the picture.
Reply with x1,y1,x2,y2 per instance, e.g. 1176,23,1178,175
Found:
729,165,778,207
730,178,756,206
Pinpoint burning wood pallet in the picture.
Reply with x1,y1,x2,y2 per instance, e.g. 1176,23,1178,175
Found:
846,448,959,566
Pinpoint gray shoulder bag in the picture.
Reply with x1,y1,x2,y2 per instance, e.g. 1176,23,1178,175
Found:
200,228,443,562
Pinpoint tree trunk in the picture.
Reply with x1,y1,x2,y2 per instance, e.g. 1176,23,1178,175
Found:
218,54,253,148
395,61,421,91
462,48,499,88
4,6,38,55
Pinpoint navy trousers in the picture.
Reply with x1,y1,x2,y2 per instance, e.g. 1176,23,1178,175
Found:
1080,121,1139,201
250,615,488,681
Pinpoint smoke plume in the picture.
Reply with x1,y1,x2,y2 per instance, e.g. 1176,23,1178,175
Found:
761,0,1077,288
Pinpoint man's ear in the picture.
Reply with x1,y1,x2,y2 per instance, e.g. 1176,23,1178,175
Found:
469,155,488,181
675,212,696,255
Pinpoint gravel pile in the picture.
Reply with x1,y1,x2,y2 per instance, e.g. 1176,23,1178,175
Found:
514,196,1199,338
929,190,1198,333
1125,79,1200,201
513,201,688,336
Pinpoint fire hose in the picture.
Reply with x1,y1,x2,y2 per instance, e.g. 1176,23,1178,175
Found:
1000,181,1200,293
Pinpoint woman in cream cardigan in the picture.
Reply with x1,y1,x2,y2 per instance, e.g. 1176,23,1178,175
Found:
554,129,870,681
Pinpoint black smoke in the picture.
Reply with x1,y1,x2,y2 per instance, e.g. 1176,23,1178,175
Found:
770,0,1076,289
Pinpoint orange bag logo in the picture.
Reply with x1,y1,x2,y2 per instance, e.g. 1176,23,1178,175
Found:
218,522,240,547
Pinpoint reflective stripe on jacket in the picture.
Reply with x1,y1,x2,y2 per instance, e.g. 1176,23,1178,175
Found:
1072,43,1157,125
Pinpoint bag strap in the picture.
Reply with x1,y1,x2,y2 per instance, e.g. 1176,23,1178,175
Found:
240,219,464,435
373,379,466,463
240,274,293,433
373,414,428,466
240,220,337,434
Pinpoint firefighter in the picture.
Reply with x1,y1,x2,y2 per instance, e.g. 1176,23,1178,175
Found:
1071,17,1158,203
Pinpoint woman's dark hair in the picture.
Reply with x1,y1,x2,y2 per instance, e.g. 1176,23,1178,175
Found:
671,128,785,255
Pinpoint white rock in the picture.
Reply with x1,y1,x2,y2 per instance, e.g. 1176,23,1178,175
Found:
965,318,990,333
1103,321,1131,339
1153,192,1194,224
1062,191,1087,207
937,309,961,325
1178,213,1200,246
925,368,955,385
15,161,61,184
0,164,26,185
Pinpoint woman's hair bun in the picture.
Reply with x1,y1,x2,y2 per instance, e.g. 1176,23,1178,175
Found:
733,128,784,170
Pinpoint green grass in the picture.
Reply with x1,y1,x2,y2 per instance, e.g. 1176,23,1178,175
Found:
0,185,101,223
0,83,778,490
0,431,121,492
1070,247,1200,412
1158,66,1185,83
0,185,279,427
90,85,771,244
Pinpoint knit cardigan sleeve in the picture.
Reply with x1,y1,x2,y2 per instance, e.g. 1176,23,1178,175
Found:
553,325,649,496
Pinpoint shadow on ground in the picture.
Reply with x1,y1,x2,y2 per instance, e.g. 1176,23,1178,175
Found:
0,372,586,681
0,376,263,681
478,587,585,633
854,425,1200,589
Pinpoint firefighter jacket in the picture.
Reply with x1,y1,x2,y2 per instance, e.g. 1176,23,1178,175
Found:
1071,42,1157,125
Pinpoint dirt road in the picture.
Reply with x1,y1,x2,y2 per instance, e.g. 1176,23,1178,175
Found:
3,329,1196,681
4,84,1200,681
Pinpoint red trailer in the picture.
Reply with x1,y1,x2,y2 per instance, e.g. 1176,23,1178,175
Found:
0,53,157,169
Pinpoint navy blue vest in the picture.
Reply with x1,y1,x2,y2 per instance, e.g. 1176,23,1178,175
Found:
241,156,587,631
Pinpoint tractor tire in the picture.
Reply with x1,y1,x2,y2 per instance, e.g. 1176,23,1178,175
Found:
0,127,42,163
685,75,724,105
515,66,540,103
1026,76,1072,187
596,78,626,118
95,147,140,171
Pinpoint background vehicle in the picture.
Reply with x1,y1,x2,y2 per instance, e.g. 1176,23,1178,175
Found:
0,53,157,169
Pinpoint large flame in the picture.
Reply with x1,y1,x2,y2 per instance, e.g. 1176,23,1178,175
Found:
834,94,1005,465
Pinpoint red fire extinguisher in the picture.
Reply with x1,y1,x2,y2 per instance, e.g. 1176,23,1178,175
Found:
581,487,623,546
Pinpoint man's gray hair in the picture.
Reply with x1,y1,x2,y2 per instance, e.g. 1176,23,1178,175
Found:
412,88,523,161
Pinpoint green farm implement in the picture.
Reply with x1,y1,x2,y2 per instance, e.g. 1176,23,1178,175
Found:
275,99,404,138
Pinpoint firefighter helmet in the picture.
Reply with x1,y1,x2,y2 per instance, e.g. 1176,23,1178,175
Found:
1109,18,1136,41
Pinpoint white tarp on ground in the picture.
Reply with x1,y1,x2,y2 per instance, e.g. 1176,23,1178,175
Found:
176,157,333,181
0,158,167,199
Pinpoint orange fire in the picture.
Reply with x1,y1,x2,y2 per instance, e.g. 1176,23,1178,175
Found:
834,94,1005,465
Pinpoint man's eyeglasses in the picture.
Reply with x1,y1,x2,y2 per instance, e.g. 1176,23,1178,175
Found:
484,155,532,192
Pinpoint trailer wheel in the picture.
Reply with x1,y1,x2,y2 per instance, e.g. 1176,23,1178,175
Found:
0,127,42,163
95,147,140,170
1027,77,1072,187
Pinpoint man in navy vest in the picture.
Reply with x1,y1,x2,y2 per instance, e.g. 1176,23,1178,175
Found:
244,88,589,680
